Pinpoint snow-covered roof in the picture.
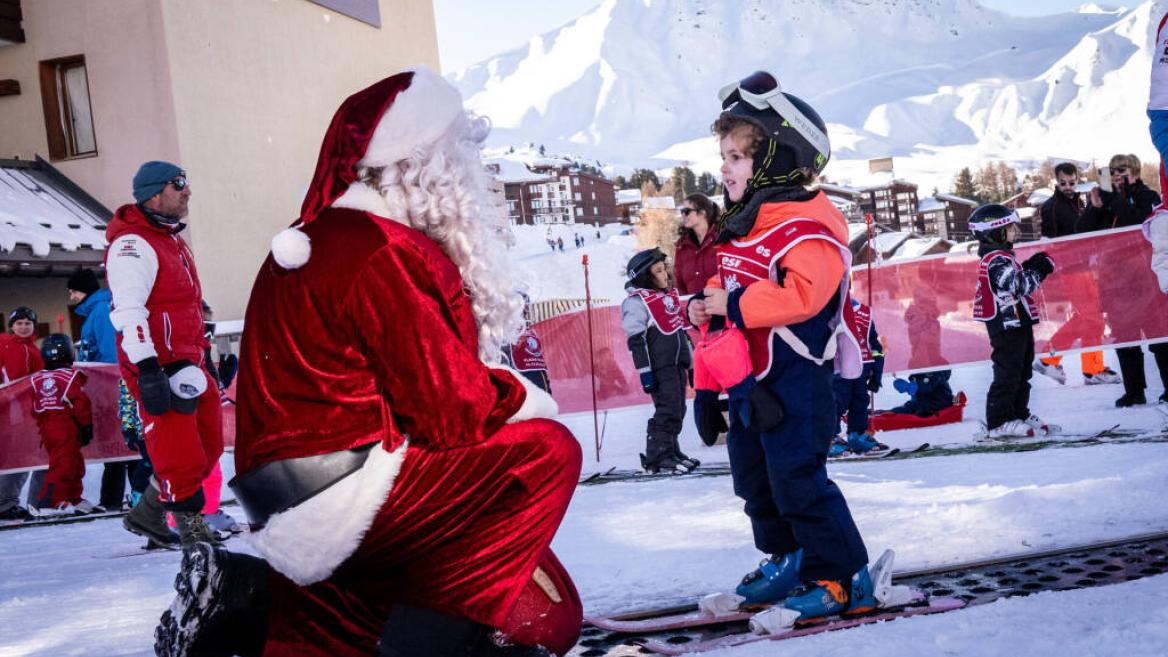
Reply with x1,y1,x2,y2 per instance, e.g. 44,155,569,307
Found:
531,157,575,169
949,240,977,255
918,197,946,213
615,189,642,205
818,182,862,196
485,158,552,184
890,236,950,260
847,222,871,244
0,160,110,259
935,193,978,207
872,231,911,255
827,195,859,212
1027,189,1053,205
1017,207,1037,219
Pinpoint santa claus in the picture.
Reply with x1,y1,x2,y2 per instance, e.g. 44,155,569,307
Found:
153,68,583,657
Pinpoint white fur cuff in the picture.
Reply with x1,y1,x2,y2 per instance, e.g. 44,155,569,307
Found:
492,364,559,422
246,442,407,586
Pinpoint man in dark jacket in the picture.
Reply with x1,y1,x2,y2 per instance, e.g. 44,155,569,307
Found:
1077,154,1168,406
1040,162,1084,237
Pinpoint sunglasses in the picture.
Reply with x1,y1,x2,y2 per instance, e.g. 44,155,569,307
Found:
679,208,699,216
1111,167,1129,175
717,70,830,158
1056,180,1077,187
169,176,189,191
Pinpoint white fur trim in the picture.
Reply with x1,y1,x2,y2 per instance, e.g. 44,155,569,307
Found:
331,181,402,224
492,364,559,422
1147,210,1168,294
247,442,407,586
360,66,464,169
271,227,311,270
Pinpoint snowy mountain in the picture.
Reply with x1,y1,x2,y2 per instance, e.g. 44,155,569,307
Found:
450,0,1166,190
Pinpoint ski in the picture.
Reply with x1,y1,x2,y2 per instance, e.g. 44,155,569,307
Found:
578,464,733,485
829,446,899,461
638,596,965,655
0,507,127,530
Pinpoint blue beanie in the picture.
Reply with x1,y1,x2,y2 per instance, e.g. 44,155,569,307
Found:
132,160,184,203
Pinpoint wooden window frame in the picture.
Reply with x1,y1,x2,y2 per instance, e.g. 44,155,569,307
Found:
39,55,98,161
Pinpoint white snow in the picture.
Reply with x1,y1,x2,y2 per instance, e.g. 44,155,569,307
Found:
0,166,108,258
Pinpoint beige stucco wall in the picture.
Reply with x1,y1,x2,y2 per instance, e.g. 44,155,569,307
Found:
2,0,440,321
0,0,181,213
160,0,441,319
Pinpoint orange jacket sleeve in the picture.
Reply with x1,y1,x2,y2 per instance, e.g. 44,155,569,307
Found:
734,240,845,329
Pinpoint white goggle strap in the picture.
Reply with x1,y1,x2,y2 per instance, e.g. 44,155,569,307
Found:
969,211,1020,233
718,77,831,160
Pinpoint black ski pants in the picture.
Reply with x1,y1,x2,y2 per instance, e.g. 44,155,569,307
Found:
1116,342,1168,397
986,325,1034,430
645,365,687,463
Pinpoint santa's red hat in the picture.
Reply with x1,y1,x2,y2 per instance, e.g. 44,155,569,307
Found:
271,66,464,270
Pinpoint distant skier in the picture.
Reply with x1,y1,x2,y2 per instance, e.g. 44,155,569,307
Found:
970,204,1060,438
621,247,698,474
28,334,97,516
687,70,874,622
828,297,887,457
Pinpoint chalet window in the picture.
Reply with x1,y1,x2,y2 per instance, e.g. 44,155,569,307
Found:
39,56,97,160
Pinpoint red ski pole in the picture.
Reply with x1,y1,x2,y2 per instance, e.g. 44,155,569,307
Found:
865,213,876,430
582,254,601,462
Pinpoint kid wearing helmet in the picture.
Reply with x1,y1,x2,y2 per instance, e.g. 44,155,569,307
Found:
621,247,698,473
0,307,45,522
28,334,97,516
687,71,873,621
970,204,1058,438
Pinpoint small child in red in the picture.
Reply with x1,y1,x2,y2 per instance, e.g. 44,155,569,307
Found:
29,334,96,515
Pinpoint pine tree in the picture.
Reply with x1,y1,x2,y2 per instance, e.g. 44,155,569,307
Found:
696,171,718,195
952,167,977,201
613,175,628,190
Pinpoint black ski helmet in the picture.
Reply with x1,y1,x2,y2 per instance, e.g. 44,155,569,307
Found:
718,71,831,182
968,204,1021,244
627,248,667,289
8,306,36,329
40,333,75,367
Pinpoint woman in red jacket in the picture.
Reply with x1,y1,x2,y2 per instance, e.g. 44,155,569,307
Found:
673,193,720,296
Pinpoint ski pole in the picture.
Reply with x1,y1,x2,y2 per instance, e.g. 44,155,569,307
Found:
583,254,601,462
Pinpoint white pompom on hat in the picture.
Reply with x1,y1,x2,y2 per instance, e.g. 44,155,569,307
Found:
270,67,466,270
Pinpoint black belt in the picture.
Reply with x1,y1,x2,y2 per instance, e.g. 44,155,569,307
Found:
228,442,377,529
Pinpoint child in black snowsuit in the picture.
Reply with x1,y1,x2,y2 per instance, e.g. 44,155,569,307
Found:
970,204,1059,438
621,248,697,474
830,297,886,456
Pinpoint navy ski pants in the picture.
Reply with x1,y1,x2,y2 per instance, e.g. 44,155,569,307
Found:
726,357,869,582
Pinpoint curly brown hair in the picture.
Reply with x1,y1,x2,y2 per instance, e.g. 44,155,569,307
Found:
712,115,766,157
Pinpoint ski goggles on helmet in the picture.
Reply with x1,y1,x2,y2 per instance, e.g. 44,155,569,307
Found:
8,307,37,326
968,209,1021,233
717,71,830,161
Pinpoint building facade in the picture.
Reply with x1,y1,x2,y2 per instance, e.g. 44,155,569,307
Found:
492,158,620,226
0,0,440,322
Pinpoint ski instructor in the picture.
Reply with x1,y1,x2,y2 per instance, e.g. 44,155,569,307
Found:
154,68,583,657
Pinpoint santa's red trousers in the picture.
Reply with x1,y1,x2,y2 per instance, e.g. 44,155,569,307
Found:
126,368,223,504
261,418,584,657
35,413,85,506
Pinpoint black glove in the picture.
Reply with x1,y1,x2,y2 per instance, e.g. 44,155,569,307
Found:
78,425,93,447
748,383,784,433
693,390,727,446
866,375,882,393
1022,252,1055,280
639,371,657,394
135,357,171,416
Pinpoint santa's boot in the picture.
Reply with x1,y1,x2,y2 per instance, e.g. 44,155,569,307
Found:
155,542,270,657
377,605,551,657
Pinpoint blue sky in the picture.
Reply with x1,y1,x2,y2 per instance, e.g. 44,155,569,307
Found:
432,1,1130,73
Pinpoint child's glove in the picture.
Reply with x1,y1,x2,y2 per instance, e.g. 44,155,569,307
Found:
693,390,727,446
78,425,94,447
123,429,143,452
1022,252,1055,280
893,377,918,397
639,371,657,393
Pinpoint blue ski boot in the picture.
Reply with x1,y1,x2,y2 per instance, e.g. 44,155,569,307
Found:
735,549,803,605
846,432,883,454
828,437,849,458
782,565,876,620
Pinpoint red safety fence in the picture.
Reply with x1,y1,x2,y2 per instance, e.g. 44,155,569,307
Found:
851,226,1168,374
4,226,1163,470
1,363,235,473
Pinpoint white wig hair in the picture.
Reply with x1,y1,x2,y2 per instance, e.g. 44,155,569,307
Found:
367,111,525,360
